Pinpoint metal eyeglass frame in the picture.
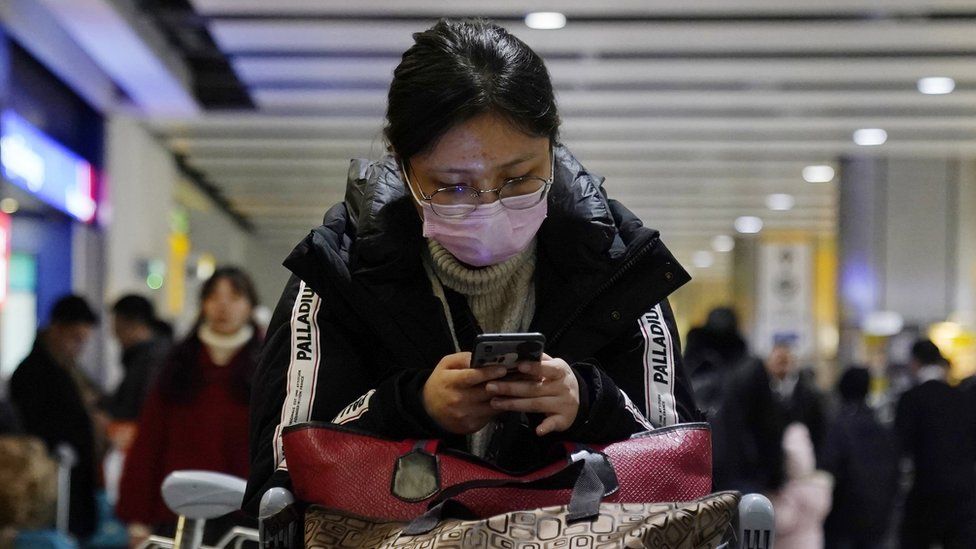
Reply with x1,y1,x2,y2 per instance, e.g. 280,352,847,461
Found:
402,147,555,218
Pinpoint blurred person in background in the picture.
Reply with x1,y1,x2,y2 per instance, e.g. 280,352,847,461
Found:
9,295,101,539
104,294,172,422
895,339,976,549
712,341,826,494
116,267,262,546
821,366,898,549
102,294,173,539
245,18,699,512
769,422,833,549
765,341,827,455
958,369,976,394
683,306,749,418
710,345,789,494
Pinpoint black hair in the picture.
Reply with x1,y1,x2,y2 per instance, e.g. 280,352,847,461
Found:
705,307,739,333
838,367,870,403
50,295,99,326
112,294,156,326
200,266,259,308
911,339,946,367
385,19,560,167
156,266,260,405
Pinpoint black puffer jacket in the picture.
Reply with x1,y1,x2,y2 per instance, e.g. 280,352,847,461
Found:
244,145,698,513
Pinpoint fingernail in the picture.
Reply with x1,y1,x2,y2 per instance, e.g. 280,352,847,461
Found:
519,363,530,373
486,383,497,393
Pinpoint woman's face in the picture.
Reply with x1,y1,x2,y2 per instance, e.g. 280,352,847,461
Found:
202,278,253,336
404,112,551,214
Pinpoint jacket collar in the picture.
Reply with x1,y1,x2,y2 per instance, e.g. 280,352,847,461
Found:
283,144,689,361
285,144,630,286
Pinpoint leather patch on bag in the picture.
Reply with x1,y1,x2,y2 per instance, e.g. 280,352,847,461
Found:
391,449,440,502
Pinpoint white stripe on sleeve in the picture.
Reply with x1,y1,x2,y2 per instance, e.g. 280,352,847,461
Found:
638,304,680,427
272,281,323,470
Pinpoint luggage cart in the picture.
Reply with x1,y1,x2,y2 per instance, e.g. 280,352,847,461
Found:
144,472,774,549
135,471,258,549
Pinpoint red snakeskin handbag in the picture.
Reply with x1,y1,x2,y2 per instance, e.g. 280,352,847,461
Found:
281,422,711,524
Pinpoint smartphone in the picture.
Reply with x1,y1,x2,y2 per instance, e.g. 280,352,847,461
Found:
471,332,546,368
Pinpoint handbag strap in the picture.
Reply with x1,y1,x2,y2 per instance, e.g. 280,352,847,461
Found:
402,449,617,535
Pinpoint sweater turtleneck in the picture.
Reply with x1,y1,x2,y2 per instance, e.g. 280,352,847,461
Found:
198,323,254,366
425,239,537,336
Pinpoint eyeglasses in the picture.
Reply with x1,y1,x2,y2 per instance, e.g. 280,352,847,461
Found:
402,149,554,218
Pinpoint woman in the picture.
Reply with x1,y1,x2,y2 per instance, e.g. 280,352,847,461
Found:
245,19,699,512
117,267,262,543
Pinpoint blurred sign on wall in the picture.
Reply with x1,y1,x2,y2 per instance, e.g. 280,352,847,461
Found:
0,253,36,378
0,213,9,307
755,242,815,359
0,110,97,223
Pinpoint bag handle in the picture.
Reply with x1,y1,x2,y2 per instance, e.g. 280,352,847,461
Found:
402,448,617,535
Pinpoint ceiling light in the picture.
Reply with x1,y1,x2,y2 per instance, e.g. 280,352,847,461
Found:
735,216,763,234
711,235,735,253
766,193,795,211
196,254,217,281
525,12,567,30
802,165,834,183
862,311,904,337
692,251,714,269
0,198,18,214
917,76,955,95
854,128,887,146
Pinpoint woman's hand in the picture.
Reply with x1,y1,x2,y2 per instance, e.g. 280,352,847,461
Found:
423,352,510,434
485,354,580,436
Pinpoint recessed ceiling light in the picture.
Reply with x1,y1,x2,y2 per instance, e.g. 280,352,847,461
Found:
766,193,795,211
862,311,905,337
735,216,763,234
525,12,567,30
692,251,714,268
854,128,887,146
802,165,835,183
917,76,955,95
0,198,18,214
711,235,735,253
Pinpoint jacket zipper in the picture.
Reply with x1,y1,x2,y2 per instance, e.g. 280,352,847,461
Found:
549,235,661,345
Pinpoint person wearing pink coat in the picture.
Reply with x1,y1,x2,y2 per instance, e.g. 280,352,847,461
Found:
771,422,834,549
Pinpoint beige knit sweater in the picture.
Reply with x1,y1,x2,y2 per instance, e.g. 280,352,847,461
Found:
424,239,537,337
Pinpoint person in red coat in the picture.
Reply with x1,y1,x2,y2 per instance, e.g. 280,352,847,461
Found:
116,267,262,545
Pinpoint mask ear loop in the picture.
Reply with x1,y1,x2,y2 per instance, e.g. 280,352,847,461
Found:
400,160,428,207
548,145,556,184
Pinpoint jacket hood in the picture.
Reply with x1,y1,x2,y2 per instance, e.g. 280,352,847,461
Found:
285,144,681,295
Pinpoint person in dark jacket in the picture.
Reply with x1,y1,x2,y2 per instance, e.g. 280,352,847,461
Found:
711,351,790,494
766,342,827,455
244,19,700,512
895,339,976,549
105,294,171,421
683,306,748,418
821,367,898,549
9,295,100,539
